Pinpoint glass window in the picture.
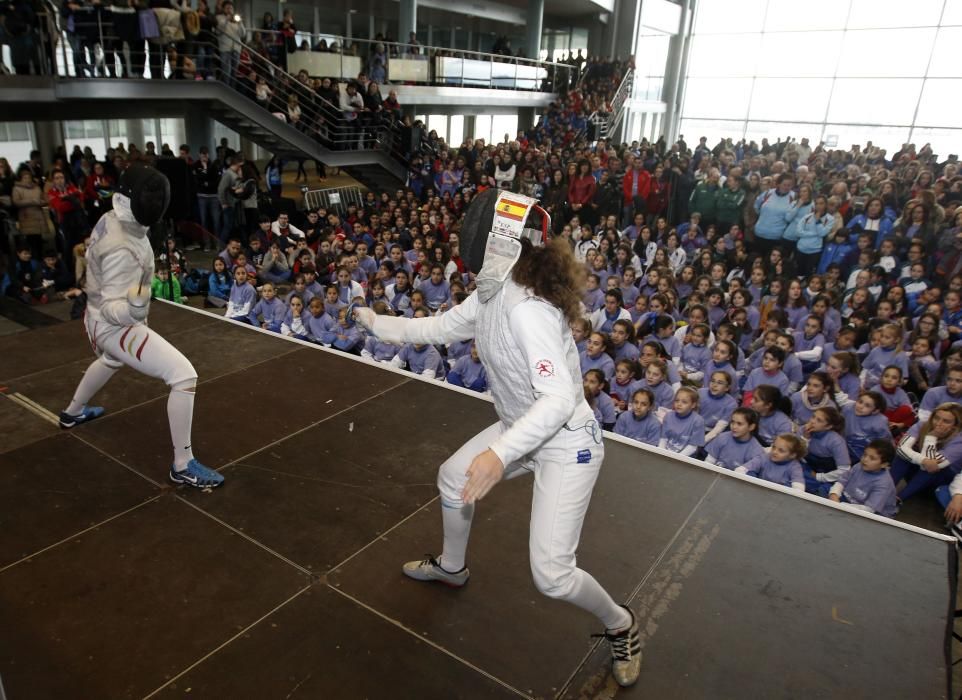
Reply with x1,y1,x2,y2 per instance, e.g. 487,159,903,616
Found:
847,0,944,29
745,121,825,145
683,77,754,119
756,31,841,77
427,114,447,139
748,78,833,122
915,79,962,128
491,114,518,143
474,114,492,142
908,127,961,160
692,0,766,34
835,28,936,77
636,34,671,78
927,27,962,78
764,0,846,32
448,115,464,145
680,118,747,145
687,33,760,78
6,122,30,141
943,0,962,26
827,78,923,125
821,124,910,154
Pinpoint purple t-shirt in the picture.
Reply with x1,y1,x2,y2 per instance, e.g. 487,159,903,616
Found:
614,410,662,446
662,410,706,452
706,432,765,470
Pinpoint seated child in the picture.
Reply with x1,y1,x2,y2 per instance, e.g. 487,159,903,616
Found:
584,369,616,430
571,317,591,353
225,266,256,321
614,388,662,446
790,371,835,426
699,370,738,442
392,337,446,380
705,407,765,470
742,346,789,403
608,319,640,364
877,365,915,433
280,294,310,340
735,433,807,491
826,350,862,400
447,343,487,393
679,322,712,385
794,315,826,374
305,297,338,346
750,384,794,447
659,387,705,457
639,358,675,410
609,358,642,414
248,282,286,332
207,257,232,308
800,406,851,494
151,263,185,304
331,305,363,352
918,367,962,423
580,331,616,382
836,390,890,462
828,439,898,517
861,323,908,389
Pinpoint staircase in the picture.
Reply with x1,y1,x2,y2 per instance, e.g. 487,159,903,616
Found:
2,9,408,192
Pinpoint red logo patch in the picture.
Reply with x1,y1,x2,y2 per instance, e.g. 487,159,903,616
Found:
535,359,555,377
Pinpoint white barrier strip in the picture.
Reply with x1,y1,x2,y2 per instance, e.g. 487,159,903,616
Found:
157,299,956,543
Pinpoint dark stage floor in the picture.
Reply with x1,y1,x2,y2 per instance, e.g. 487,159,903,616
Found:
0,302,956,699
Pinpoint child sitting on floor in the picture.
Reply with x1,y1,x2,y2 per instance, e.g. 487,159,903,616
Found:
736,433,807,491
828,439,898,517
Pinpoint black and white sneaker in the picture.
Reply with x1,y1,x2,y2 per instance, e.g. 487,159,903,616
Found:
402,555,469,587
593,605,641,687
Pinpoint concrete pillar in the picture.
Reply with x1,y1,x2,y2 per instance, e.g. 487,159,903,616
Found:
467,29,472,53
34,121,63,165
125,119,145,149
184,107,214,153
369,15,375,39
524,0,544,60
345,11,352,45
518,107,536,133
399,0,417,44
426,24,432,48
662,0,691,146
314,7,320,37
450,25,456,50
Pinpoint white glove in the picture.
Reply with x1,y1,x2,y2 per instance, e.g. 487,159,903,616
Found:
127,284,151,321
353,306,376,332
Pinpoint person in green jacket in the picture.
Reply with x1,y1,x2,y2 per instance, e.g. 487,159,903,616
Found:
716,172,746,233
151,264,186,304
689,168,720,226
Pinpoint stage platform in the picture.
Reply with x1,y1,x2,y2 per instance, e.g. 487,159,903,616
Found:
0,301,956,699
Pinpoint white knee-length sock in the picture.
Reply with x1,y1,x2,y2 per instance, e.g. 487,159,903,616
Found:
66,358,118,415
439,502,474,572
565,569,632,631
168,382,196,470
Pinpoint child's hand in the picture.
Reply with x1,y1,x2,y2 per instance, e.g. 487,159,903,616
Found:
261,322,268,329
828,493,840,503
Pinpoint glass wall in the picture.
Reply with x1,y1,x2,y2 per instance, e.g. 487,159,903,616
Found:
0,122,36,166
680,0,962,155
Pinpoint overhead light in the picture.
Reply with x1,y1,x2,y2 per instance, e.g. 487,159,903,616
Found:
349,8,357,12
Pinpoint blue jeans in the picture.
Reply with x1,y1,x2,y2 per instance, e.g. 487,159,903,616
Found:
219,205,236,244
889,456,956,502
219,50,238,87
936,485,952,510
197,195,220,243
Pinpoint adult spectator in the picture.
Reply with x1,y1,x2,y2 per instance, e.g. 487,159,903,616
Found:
217,155,244,242
689,167,720,227
753,172,796,256
193,147,220,248
621,160,650,228
12,167,52,254
216,1,246,88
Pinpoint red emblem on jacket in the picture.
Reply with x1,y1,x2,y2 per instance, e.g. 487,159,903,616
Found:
535,359,555,377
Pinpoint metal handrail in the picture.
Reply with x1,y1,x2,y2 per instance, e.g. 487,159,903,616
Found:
607,68,635,136
252,28,573,92
26,9,410,161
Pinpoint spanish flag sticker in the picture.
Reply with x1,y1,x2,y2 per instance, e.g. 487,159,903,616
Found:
495,198,528,221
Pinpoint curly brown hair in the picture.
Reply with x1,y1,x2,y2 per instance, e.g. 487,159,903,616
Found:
512,237,585,324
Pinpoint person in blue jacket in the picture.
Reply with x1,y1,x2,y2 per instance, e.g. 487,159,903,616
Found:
793,196,835,277
846,197,895,248
206,256,232,307
753,172,796,256
817,226,856,275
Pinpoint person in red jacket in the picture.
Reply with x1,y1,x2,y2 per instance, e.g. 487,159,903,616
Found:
646,163,671,224
47,169,89,251
567,158,597,226
622,160,651,227
83,161,116,224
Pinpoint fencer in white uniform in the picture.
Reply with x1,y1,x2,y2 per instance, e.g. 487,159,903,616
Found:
60,164,224,489
354,189,641,687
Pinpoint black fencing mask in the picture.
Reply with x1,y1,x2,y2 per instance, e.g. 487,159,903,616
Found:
118,164,171,227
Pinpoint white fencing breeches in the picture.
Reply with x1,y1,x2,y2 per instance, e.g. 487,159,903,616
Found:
84,315,197,386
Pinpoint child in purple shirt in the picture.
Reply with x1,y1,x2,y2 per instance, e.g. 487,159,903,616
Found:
248,282,287,332
305,297,338,345
800,406,852,494
659,387,705,457
580,331,616,382
743,346,790,401
699,371,738,441
679,323,712,384
585,369,617,430
447,344,487,392
862,323,909,388
750,385,794,447
639,359,676,410
280,295,310,340
705,407,765,470
829,439,898,517
225,266,256,321
614,388,662,446
736,433,806,491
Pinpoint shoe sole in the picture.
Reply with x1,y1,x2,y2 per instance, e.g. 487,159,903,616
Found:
402,568,469,588
169,472,224,489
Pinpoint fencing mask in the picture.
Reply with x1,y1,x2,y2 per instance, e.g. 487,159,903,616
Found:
116,164,171,227
459,189,550,302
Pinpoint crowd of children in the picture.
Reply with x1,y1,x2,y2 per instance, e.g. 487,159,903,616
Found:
123,128,962,539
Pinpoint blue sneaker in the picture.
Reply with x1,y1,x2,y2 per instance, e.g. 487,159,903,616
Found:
59,406,105,429
169,459,225,489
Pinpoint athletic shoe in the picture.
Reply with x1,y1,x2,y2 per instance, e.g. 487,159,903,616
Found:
169,459,225,489
402,555,469,587
950,522,962,547
593,605,641,687
59,406,105,429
